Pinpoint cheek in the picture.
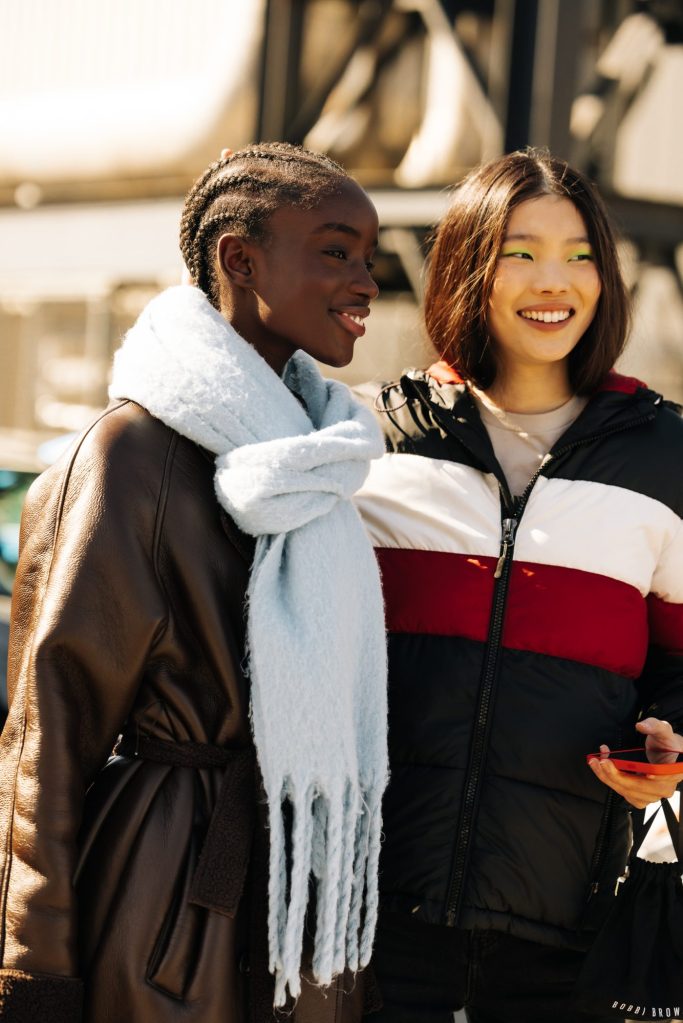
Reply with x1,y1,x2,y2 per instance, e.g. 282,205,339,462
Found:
487,287,508,346
488,275,516,326
583,268,602,314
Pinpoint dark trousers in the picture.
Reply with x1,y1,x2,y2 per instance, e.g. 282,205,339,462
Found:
370,911,621,1023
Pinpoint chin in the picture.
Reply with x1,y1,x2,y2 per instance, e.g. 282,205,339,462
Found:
317,349,354,370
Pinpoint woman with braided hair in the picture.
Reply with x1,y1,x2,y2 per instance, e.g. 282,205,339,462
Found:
0,143,387,1022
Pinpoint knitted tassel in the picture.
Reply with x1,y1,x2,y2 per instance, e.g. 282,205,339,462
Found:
267,796,288,983
331,786,360,976
346,800,372,971
267,780,383,1006
359,795,383,968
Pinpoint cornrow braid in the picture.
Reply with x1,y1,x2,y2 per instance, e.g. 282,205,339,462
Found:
179,143,350,308
181,174,277,290
190,212,237,297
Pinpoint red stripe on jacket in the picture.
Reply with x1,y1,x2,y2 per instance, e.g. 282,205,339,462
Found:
648,593,683,655
376,547,649,678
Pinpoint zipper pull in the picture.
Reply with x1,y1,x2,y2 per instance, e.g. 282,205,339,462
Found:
614,869,629,896
494,517,517,579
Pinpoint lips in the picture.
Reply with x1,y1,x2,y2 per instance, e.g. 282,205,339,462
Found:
331,307,370,338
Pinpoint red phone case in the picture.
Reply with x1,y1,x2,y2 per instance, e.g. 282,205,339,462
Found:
586,747,683,776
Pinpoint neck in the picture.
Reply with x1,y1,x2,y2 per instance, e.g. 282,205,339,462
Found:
221,297,295,377
485,362,574,414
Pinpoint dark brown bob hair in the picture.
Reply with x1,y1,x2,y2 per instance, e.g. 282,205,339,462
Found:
423,149,631,394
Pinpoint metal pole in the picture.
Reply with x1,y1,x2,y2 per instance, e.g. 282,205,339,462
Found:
503,0,539,152
529,0,583,159
256,0,305,142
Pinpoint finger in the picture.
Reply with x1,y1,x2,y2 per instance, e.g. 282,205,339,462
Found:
589,759,683,808
637,719,683,763
636,717,672,737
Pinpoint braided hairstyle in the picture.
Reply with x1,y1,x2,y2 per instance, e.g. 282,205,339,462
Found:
179,142,351,308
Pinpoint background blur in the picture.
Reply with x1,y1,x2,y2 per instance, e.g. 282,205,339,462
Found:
0,0,682,687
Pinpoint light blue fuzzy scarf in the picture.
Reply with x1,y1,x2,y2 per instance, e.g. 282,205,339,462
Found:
109,286,388,1005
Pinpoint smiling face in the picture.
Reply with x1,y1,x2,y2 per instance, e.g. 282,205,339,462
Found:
487,195,602,385
221,178,379,372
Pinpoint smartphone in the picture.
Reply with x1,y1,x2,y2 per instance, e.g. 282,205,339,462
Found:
586,746,683,776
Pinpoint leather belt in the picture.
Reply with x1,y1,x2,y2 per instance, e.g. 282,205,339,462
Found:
115,729,256,918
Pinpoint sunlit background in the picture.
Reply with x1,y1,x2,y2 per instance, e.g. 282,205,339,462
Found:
0,1,682,732
0,0,682,953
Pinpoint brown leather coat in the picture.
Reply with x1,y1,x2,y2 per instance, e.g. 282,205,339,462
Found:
0,401,374,1023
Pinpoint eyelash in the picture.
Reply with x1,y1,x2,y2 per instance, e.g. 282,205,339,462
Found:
325,249,376,271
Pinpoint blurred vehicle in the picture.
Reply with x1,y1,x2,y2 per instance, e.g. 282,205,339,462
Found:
0,429,74,728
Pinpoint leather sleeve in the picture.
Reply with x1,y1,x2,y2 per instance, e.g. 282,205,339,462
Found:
0,403,170,1020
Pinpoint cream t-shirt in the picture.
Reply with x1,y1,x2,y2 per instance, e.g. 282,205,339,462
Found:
471,390,588,498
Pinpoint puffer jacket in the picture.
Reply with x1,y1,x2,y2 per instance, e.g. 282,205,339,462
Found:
355,366,683,949
0,400,375,1023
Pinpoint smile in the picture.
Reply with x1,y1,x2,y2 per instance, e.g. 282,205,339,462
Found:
519,309,573,323
331,308,369,338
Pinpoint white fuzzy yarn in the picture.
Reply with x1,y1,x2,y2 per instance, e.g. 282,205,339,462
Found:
109,286,388,1004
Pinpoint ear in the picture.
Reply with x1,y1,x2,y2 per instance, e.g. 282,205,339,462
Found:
216,233,258,289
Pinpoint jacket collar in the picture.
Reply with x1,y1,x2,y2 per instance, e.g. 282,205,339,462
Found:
394,365,663,505
401,363,662,451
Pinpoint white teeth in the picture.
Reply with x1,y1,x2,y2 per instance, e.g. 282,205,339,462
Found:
520,309,571,323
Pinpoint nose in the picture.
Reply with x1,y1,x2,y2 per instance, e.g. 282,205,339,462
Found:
350,263,379,302
532,260,569,294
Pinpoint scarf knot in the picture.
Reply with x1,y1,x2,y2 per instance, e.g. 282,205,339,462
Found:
216,415,379,535
109,286,388,1004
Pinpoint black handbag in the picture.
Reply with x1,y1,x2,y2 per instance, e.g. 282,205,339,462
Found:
574,794,683,1019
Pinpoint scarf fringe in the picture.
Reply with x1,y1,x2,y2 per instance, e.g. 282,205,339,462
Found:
268,781,383,1006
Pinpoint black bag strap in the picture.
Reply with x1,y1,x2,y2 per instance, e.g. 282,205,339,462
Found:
631,785,683,864
660,795,683,861
630,806,659,855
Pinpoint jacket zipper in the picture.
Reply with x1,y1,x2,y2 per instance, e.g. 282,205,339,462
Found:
583,789,618,910
442,408,657,928
445,509,517,924
583,721,624,914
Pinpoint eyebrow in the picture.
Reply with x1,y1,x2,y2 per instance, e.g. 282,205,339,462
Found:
504,233,591,244
312,222,378,247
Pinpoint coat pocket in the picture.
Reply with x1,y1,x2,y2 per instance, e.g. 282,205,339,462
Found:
146,820,207,999
146,754,255,1000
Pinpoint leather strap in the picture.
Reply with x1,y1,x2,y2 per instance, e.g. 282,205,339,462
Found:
116,729,256,917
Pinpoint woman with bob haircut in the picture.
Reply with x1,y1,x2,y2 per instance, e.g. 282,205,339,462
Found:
355,149,683,1022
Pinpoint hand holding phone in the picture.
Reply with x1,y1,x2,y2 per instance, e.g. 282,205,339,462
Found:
586,746,683,776
588,721,683,809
